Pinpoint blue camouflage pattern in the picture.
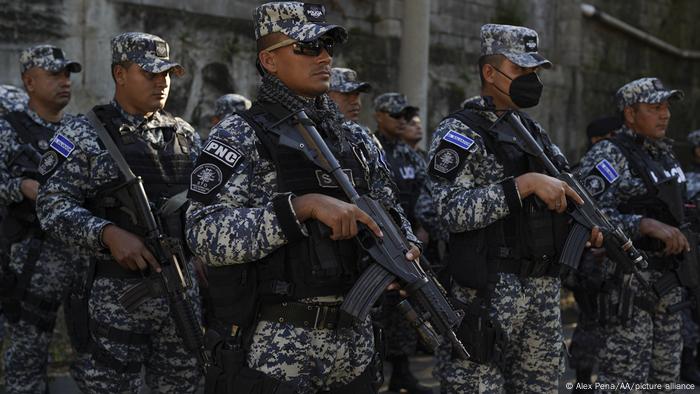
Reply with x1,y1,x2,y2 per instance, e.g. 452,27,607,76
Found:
373,92,417,115
0,85,28,116
576,125,685,391
19,44,82,74
111,32,184,77
428,96,566,393
186,104,417,391
0,108,89,394
329,67,372,93
36,100,203,393
615,77,683,112
214,93,251,119
480,24,552,69
254,2,347,43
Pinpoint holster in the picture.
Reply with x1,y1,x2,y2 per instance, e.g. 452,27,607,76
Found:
65,258,96,352
204,328,296,394
452,299,505,368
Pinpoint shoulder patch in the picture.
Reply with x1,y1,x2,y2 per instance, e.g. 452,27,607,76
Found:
188,137,244,204
583,175,606,197
202,138,243,168
595,159,619,183
49,134,75,158
443,130,475,151
38,151,59,176
190,163,223,195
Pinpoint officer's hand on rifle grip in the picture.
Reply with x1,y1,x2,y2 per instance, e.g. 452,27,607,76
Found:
515,173,584,213
291,193,383,240
102,224,161,272
20,179,39,201
640,218,690,255
588,226,603,248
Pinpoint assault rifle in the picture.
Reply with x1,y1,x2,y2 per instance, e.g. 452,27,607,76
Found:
266,109,469,360
86,111,209,371
499,111,655,299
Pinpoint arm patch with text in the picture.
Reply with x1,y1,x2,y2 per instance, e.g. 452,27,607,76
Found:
428,130,475,181
187,138,243,204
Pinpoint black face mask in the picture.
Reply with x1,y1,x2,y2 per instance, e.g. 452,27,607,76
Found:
492,67,543,108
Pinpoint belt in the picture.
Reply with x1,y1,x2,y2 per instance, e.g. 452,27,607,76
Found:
257,301,341,330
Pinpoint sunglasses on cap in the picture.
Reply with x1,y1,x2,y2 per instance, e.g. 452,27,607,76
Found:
263,36,336,57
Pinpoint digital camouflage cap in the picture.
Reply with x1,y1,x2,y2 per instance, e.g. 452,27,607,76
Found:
329,67,371,93
615,77,683,111
253,2,347,43
214,94,252,118
480,24,551,69
688,129,700,148
19,45,82,74
111,32,184,77
0,85,28,116
374,93,418,115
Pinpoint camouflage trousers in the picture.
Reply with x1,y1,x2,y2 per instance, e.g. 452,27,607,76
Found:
70,267,202,394
595,272,682,393
246,314,375,393
436,275,563,394
3,236,85,394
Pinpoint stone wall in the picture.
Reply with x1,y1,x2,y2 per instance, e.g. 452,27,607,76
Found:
1,0,698,159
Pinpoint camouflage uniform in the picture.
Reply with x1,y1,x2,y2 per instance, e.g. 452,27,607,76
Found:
575,78,685,391
36,33,203,393
430,25,564,394
214,93,252,120
186,3,417,393
0,85,28,116
0,84,28,343
0,46,85,394
686,130,700,201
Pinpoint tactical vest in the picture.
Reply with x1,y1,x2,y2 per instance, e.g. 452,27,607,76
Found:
443,108,569,290
1,111,56,242
206,102,373,328
380,136,420,227
609,132,686,253
85,104,192,240
611,132,685,226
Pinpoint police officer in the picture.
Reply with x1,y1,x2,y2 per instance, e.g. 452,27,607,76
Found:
402,114,425,154
210,93,252,126
0,84,28,344
565,114,623,390
0,45,82,394
427,24,601,393
186,2,419,393
686,129,700,200
576,77,687,390
681,128,700,383
328,67,372,122
36,32,202,393
372,92,432,393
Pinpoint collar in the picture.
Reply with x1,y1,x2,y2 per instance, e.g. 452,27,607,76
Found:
618,125,674,157
462,96,500,123
24,107,67,130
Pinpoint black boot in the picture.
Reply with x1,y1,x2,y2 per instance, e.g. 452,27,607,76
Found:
388,355,432,394
681,347,700,384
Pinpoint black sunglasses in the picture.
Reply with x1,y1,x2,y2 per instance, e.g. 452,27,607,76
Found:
292,36,336,57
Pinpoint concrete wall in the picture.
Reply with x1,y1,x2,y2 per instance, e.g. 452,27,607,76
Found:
2,0,699,160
